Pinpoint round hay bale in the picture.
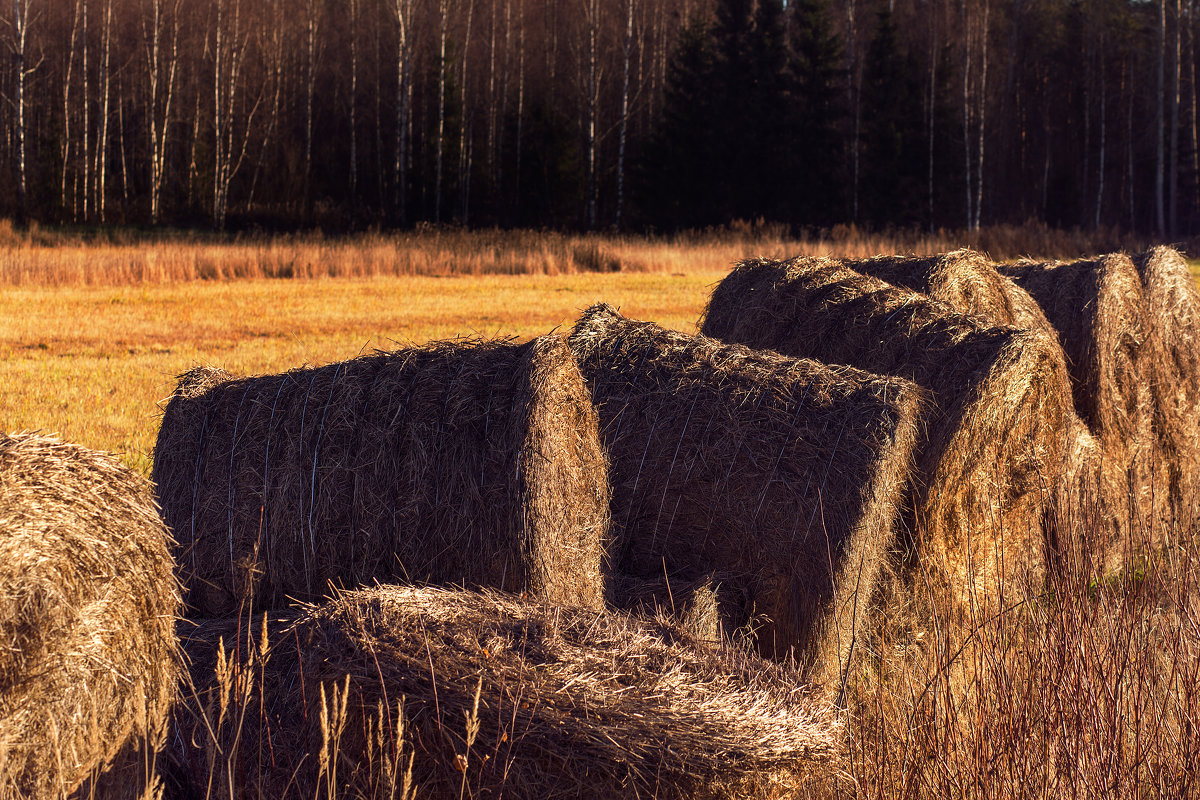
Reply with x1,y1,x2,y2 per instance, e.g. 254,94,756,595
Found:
171,586,842,800
700,257,1071,612
151,335,609,618
1133,246,1200,531
0,432,179,798
568,304,923,691
997,254,1161,549
848,250,1123,574
852,249,1058,336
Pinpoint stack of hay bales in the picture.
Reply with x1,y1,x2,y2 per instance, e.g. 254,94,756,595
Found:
700,257,1072,612
173,585,842,800
568,304,923,691
151,335,610,617
1133,246,1200,532
997,255,1160,560
0,432,178,799
847,250,1118,571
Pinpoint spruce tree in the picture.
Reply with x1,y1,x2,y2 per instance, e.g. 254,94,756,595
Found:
860,8,926,227
787,0,847,224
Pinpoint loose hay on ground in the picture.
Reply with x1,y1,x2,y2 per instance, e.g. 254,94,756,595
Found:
568,304,923,691
1133,246,1200,533
0,432,179,799
848,250,1122,574
997,254,1159,545
151,335,609,618
700,257,1071,612
172,586,843,800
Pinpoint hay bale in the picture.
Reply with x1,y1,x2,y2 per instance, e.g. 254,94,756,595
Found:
700,257,1071,610
172,586,842,800
0,432,178,799
151,335,609,618
848,250,1123,572
852,249,1059,336
1133,246,1200,531
568,304,922,689
997,254,1159,540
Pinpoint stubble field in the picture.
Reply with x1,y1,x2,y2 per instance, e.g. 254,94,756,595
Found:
0,271,719,474
5,236,1200,798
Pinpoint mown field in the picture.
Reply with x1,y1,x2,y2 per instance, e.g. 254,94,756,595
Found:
4,238,1200,798
0,271,720,474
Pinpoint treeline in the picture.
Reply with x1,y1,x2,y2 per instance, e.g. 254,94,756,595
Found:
0,0,1196,235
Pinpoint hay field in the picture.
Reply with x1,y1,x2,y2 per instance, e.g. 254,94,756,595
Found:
0,271,718,474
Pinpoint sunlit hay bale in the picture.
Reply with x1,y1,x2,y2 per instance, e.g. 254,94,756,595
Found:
151,335,609,618
173,586,843,800
848,250,1122,574
1133,246,1200,532
0,433,178,799
852,248,1059,335
568,304,922,689
700,257,1071,613
998,254,1160,547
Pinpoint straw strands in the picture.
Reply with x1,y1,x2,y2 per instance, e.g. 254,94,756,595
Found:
172,585,843,800
0,432,178,799
151,335,609,617
700,257,1071,610
569,304,922,688
847,250,1119,572
1133,246,1200,532
997,254,1158,542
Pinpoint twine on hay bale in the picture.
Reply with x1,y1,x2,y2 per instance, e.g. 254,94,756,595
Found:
1133,246,1200,532
848,250,1123,574
997,254,1161,554
172,586,843,800
151,334,609,618
700,257,1071,611
0,432,178,799
568,304,922,690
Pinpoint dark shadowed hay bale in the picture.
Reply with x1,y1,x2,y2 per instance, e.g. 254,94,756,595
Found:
848,250,1124,573
151,335,609,618
997,255,1159,544
0,433,179,799
568,304,923,689
172,586,842,800
700,257,1071,610
1133,246,1200,531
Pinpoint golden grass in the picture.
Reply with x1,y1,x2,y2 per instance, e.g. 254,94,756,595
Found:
0,221,1174,286
0,272,721,472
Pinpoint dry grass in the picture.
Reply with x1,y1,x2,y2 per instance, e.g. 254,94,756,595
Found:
1,240,1198,798
171,585,843,800
0,272,717,473
0,433,178,799
152,336,609,617
0,221,1174,287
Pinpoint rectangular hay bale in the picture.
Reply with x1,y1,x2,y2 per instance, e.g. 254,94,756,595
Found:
151,335,609,617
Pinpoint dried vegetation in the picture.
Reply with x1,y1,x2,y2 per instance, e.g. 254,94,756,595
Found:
151,335,609,617
0,432,178,799
172,586,843,800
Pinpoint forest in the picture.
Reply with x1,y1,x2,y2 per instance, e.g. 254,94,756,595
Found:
0,0,1195,236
